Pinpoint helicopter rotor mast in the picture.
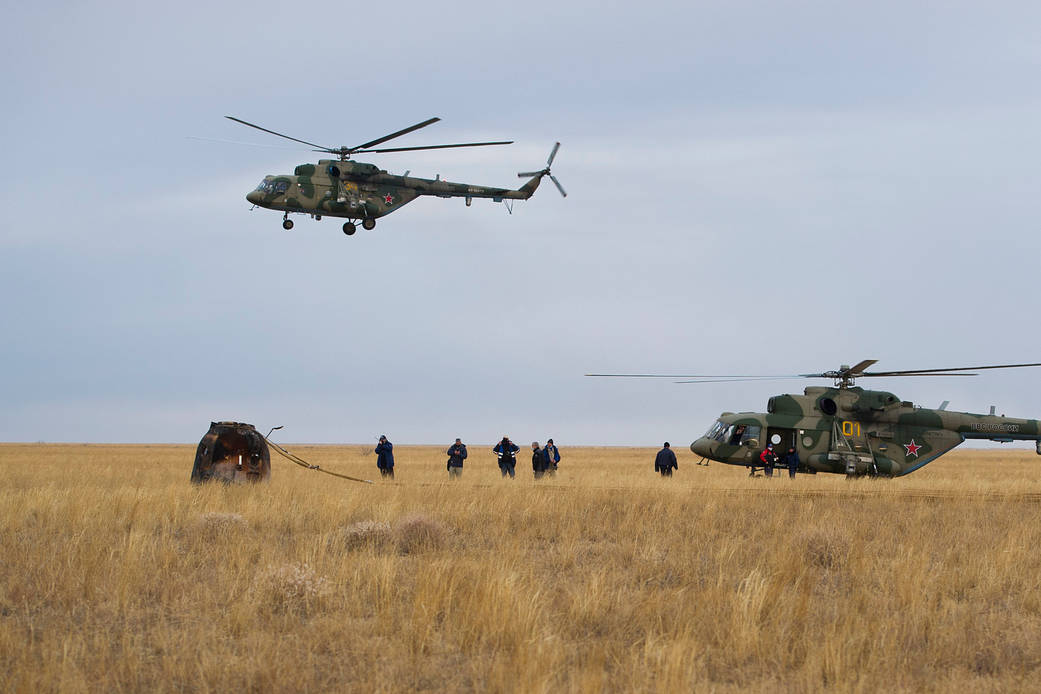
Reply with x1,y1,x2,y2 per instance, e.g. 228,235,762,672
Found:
804,359,879,388
225,115,513,161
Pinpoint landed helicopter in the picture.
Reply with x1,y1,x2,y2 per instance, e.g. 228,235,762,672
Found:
589,360,1041,477
226,116,565,235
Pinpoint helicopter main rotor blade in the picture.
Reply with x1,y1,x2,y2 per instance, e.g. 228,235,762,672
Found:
862,362,1041,377
187,136,304,150
356,140,513,154
588,361,1041,387
673,377,809,384
847,359,879,375
352,117,441,152
860,373,978,377
225,116,332,151
517,171,544,178
585,374,796,378
549,174,567,197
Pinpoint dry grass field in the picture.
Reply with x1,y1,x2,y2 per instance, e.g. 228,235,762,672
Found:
2,442,1041,693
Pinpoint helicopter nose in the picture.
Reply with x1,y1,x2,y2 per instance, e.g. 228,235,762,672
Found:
690,438,712,458
246,190,262,205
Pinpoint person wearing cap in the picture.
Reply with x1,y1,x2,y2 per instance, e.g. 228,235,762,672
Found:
759,443,778,478
544,438,560,476
654,442,678,477
446,438,467,479
375,435,395,479
493,436,519,478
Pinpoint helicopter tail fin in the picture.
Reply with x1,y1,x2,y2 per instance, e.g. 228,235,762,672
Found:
516,173,545,199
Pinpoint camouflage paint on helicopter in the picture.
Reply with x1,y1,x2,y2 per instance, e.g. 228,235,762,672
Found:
590,360,1041,477
227,115,565,235
245,159,548,232
690,385,1041,476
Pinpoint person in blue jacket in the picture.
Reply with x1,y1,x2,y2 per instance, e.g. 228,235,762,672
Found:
447,438,467,479
545,438,561,476
782,446,800,478
493,436,519,478
654,442,678,477
375,435,395,479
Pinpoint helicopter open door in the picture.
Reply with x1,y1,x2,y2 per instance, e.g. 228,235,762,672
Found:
766,428,797,452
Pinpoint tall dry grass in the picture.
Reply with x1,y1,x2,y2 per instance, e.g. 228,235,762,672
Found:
1,443,1040,692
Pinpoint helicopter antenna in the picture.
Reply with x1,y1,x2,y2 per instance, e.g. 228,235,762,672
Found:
226,115,513,161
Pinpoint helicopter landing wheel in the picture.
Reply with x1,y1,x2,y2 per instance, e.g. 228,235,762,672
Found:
362,218,376,231
343,222,356,235
282,219,294,230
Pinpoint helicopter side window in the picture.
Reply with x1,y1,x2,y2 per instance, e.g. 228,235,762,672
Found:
274,181,289,193
720,423,761,445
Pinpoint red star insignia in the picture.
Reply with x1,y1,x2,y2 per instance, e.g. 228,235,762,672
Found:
384,193,394,205
904,439,922,458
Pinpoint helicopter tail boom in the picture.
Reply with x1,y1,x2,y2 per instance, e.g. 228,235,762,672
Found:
514,173,545,199
951,411,1041,443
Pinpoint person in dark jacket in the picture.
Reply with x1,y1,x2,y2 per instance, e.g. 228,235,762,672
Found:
494,436,519,478
654,442,678,477
375,435,395,479
782,446,800,478
447,438,467,479
545,438,560,476
759,443,778,477
531,442,551,479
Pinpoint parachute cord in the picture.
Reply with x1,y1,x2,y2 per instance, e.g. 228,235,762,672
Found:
263,436,374,484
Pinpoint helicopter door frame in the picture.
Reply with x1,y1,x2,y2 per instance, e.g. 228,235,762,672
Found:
765,427,797,453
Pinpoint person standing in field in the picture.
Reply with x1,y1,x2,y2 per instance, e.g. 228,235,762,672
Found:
654,442,678,477
782,446,800,478
447,438,467,479
759,443,778,478
375,435,395,479
531,442,550,479
544,438,560,476
494,436,519,478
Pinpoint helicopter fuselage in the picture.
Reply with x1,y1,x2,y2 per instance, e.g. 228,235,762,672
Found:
245,159,540,222
689,386,1041,476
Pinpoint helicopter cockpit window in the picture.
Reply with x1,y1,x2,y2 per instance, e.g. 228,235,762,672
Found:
255,180,275,193
705,420,726,440
273,181,289,193
716,423,761,445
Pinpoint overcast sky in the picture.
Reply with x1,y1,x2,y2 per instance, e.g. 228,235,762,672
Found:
3,1,1040,447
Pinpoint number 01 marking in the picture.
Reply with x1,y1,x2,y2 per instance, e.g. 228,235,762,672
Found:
842,421,862,437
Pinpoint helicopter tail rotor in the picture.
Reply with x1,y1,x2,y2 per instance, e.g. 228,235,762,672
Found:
518,142,566,197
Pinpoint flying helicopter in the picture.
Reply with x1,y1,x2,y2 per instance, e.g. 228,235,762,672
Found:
588,360,1041,477
225,116,565,235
